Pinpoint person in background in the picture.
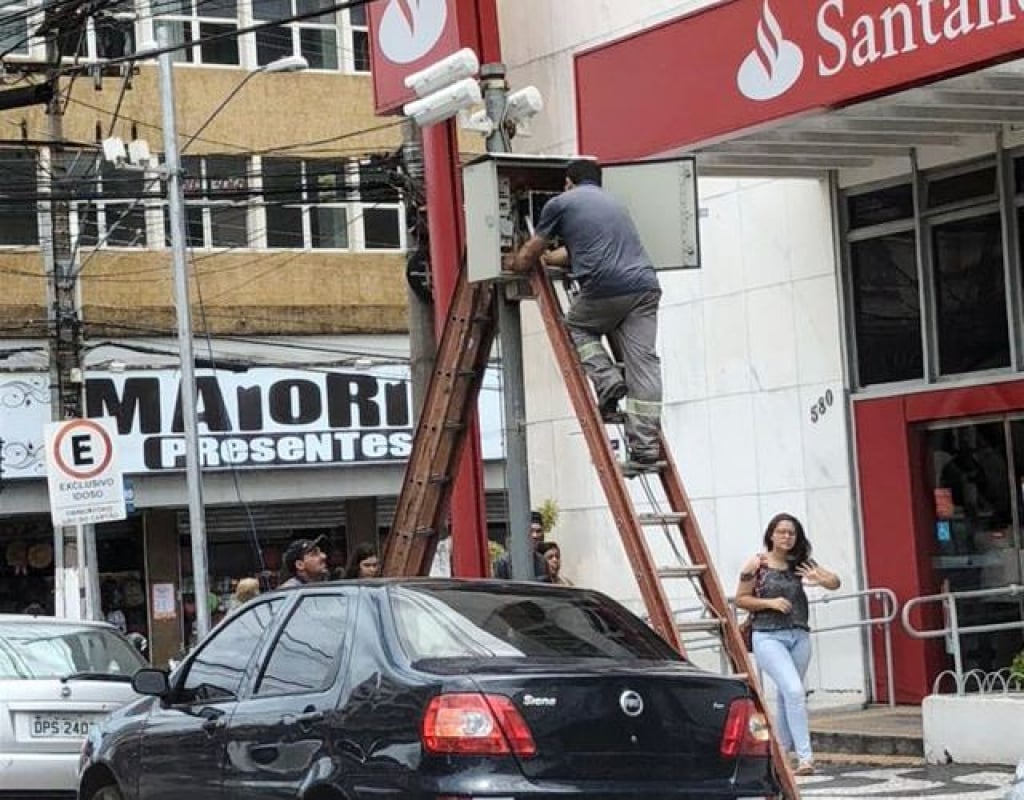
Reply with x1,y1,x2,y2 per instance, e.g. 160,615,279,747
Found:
279,535,330,588
734,513,840,776
537,541,573,586
492,511,548,580
230,577,260,610
343,543,381,579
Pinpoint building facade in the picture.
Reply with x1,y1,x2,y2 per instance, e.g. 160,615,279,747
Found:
497,0,1024,703
0,0,507,665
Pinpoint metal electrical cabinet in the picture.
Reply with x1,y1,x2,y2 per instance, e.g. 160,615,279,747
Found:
462,152,700,283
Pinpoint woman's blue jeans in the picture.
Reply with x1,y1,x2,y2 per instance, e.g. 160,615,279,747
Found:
752,628,812,761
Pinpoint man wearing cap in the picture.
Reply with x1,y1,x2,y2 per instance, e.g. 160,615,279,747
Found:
279,535,329,588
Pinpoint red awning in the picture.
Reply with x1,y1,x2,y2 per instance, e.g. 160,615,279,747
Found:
575,0,1024,175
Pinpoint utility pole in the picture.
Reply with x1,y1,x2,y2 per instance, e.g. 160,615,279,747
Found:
480,63,533,580
158,29,212,640
40,12,100,620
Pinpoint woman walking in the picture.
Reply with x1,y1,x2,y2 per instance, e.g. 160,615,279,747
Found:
735,513,840,776
537,541,573,586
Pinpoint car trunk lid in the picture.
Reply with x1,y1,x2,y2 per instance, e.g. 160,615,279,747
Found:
464,661,751,782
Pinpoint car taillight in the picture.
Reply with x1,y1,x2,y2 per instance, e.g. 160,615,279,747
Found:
422,693,537,757
720,698,772,758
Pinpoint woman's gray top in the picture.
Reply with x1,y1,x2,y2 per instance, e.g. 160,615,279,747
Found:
751,563,810,632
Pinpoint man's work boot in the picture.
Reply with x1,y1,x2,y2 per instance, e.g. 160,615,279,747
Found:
598,383,628,423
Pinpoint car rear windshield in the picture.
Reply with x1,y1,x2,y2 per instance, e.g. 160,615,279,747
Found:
0,622,146,679
390,585,680,662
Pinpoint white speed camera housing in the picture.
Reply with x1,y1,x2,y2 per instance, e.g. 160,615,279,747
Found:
504,86,543,124
403,77,482,128
403,47,480,98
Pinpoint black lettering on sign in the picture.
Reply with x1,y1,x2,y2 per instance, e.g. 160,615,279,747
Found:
71,433,94,466
326,374,380,428
236,385,262,431
171,377,231,432
385,381,410,427
269,379,321,425
85,377,161,434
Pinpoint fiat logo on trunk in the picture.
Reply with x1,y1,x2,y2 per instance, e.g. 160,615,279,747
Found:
619,690,644,717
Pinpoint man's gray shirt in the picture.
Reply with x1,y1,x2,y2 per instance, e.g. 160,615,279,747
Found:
536,182,659,299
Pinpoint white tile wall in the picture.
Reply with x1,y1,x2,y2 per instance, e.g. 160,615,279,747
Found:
497,0,864,708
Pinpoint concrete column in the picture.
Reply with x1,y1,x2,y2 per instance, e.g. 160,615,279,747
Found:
344,497,379,551
144,509,182,668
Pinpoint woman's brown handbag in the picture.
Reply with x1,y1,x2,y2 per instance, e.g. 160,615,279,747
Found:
739,554,767,652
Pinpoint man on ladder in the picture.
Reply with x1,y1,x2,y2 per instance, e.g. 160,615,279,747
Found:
508,158,665,474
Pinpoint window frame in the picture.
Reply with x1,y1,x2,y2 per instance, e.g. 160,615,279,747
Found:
172,597,284,707
840,147,1024,393
251,591,353,698
153,0,242,66
259,156,404,252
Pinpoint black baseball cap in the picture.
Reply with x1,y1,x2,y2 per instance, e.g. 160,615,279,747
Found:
283,535,328,575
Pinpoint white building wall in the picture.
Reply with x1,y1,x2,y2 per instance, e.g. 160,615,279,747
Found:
498,0,869,708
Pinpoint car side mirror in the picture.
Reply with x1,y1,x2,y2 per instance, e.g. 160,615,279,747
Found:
132,667,171,697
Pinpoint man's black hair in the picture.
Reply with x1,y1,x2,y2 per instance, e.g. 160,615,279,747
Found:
530,510,543,527
567,159,602,187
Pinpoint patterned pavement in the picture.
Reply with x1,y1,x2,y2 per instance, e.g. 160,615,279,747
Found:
797,763,1018,799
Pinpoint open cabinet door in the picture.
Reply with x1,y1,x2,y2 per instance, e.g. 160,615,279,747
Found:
603,157,700,270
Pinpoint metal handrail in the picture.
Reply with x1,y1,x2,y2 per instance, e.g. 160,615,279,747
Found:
900,583,1024,695
661,586,900,706
808,587,900,708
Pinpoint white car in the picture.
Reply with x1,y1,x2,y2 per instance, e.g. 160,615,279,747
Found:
0,615,146,798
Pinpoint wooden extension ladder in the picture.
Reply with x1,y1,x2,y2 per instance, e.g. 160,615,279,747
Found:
381,264,800,800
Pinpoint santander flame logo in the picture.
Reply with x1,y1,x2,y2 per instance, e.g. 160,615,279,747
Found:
736,1,803,101
378,0,449,65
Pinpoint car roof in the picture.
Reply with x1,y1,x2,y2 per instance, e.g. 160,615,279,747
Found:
0,614,120,631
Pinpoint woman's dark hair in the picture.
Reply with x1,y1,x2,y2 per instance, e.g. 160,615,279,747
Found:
536,541,560,557
762,512,812,567
566,159,602,187
343,542,379,579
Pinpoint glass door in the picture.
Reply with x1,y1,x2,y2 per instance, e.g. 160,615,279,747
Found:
925,420,1024,677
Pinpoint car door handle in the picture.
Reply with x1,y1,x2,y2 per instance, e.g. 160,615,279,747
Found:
202,717,226,735
282,708,324,728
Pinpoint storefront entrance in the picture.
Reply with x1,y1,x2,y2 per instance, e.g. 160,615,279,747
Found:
925,418,1024,677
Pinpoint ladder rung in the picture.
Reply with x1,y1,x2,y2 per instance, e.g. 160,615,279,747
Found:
413,528,435,539
656,565,706,579
675,619,723,633
638,512,688,526
457,369,478,378
443,421,465,431
427,474,451,484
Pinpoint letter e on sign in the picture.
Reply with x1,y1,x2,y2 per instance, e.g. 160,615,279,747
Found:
52,419,113,479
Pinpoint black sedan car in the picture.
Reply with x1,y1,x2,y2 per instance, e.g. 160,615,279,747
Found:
78,579,779,799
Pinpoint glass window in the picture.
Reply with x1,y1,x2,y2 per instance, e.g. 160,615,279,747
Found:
0,622,146,680
0,149,39,245
347,3,369,72
58,1,135,60
253,0,338,70
926,166,997,211
174,155,250,248
846,183,914,230
156,0,239,65
255,594,348,696
0,2,32,55
70,155,148,248
391,585,679,662
850,232,922,385
933,213,1009,375
178,599,281,704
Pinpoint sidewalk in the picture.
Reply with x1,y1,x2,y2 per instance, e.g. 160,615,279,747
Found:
810,705,924,762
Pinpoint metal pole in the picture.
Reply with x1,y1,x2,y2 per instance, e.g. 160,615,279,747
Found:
84,523,101,619
481,63,533,580
75,524,87,616
158,29,211,639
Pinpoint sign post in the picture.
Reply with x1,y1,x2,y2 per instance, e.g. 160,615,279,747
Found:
44,417,126,619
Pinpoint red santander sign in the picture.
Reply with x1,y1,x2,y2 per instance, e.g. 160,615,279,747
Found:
576,0,1024,161
367,0,500,115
